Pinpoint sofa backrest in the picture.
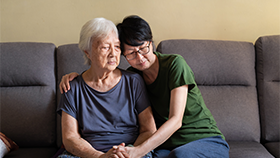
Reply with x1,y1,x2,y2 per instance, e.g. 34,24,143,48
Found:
157,39,260,142
0,42,57,147
255,35,280,143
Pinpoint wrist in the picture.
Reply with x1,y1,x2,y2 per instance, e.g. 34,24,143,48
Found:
134,145,147,157
98,153,105,158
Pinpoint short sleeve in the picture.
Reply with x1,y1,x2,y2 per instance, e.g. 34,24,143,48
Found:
57,82,78,119
168,55,196,91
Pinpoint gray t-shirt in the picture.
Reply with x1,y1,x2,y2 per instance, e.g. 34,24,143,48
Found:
57,69,150,152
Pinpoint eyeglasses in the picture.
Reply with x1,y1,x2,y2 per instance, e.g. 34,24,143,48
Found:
124,42,151,60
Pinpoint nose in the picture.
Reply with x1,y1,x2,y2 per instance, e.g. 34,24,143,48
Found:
135,51,144,60
109,45,119,57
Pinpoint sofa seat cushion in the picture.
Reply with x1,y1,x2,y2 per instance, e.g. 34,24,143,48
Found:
264,142,279,158
228,142,274,158
4,147,57,158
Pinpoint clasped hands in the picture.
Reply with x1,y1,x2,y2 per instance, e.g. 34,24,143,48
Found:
101,143,140,158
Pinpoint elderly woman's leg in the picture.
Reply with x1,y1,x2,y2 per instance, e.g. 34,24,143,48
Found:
142,151,153,158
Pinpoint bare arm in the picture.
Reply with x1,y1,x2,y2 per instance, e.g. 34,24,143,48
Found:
124,85,188,158
61,111,128,158
133,106,157,146
113,106,156,157
61,111,104,158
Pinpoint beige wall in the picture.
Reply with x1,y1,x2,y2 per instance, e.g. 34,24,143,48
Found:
1,0,279,46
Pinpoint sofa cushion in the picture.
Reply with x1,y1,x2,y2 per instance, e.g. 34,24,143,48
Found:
0,42,56,148
157,39,260,142
255,35,280,143
264,142,280,158
3,147,57,158
228,142,274,158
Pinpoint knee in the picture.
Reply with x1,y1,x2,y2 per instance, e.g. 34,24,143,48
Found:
168,147,195,158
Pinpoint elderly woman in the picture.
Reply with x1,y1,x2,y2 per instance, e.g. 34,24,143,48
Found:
57,18,156,158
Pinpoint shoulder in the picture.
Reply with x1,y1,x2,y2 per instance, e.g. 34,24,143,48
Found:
65,75,83,95
120,69,145,85
156,52,185,64
156,52,188,71
121,69,142,79
126,67,143,76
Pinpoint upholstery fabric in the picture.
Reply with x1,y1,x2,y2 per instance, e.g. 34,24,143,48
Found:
264,142,280,158
157,40,256,86
256,35,280,142
0,43,56,148
3,147,57,158
228,142,274,158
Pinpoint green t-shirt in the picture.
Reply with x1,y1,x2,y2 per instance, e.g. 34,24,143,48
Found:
128,52,224,149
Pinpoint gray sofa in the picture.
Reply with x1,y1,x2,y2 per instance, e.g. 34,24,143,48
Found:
0,35,279,158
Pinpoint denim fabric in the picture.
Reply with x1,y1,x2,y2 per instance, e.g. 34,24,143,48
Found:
153,136,229,158
57,150,80,158
143,151,153,158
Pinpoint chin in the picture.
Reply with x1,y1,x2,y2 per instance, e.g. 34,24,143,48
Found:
108,65,117,71
136,66,148,71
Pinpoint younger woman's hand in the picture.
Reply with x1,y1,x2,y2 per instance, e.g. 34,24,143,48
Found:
107,143,129,158
59,72,79,94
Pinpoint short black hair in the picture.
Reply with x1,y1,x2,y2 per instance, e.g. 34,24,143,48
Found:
117,15,153,52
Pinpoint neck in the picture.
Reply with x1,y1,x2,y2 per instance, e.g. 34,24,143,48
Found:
142,55,159,85
82,67,121,92
85,67,112,82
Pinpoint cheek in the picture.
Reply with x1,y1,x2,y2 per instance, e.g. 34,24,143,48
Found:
116,54,120,64
127,60,137,67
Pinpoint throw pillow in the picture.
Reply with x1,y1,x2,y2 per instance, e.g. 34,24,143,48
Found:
0,132,19,158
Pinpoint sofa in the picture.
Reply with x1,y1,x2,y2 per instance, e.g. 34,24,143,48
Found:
0,35,279,158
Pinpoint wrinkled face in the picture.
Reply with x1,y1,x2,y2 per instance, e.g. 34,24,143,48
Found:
123,41,155,71
87,31,121,71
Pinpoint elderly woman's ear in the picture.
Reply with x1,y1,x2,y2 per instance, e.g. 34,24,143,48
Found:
84,50,90,59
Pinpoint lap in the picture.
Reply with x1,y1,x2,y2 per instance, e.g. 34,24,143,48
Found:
154,136,229,158
57,149,153,158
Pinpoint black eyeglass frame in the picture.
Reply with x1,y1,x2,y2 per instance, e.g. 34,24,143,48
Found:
124,42,151,60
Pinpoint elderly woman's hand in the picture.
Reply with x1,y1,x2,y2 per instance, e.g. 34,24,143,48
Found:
59,72,79,94
113,145,143,158
100,143,129,158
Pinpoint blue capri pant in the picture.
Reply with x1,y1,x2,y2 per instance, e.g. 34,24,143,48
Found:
153,136,229,158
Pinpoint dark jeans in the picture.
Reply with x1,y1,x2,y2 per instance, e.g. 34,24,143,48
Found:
153,136,229,158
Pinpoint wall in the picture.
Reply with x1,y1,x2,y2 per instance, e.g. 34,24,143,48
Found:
1,0,279,46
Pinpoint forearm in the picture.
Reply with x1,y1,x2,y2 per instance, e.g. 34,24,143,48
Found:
133,130,155,147
63,137,104,158
136,117,181,156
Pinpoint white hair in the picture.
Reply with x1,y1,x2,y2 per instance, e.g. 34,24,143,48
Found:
78,18,118,65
